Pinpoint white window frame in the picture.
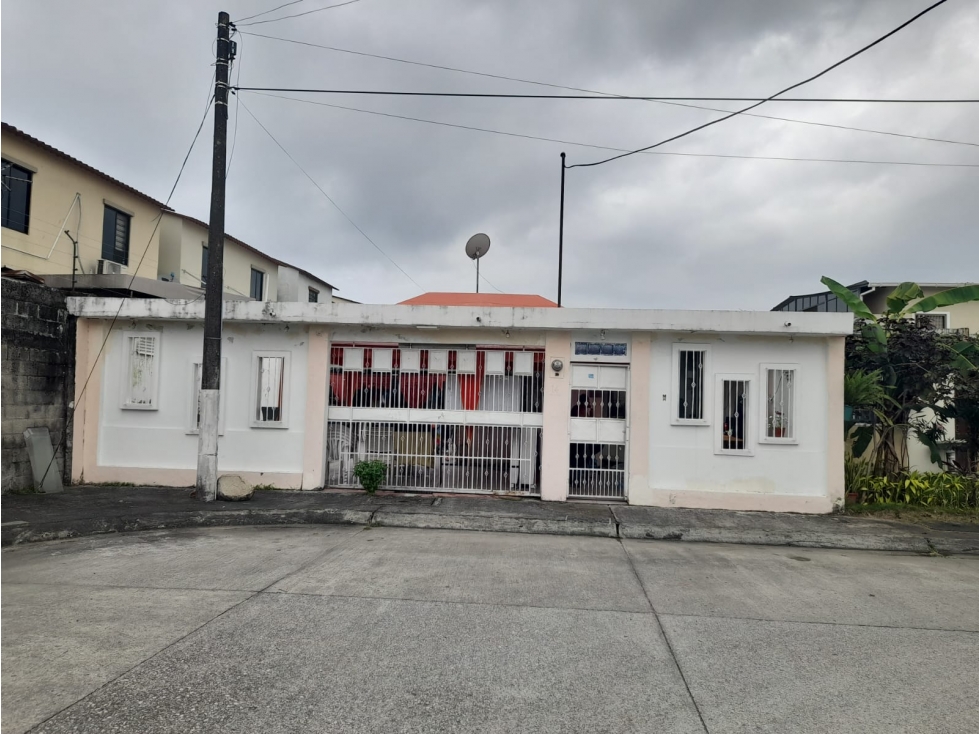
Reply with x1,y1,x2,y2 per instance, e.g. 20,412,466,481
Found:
186,358,229,435
250,350,291,429
120,331,160,410
671,344,711,426
714,373,753,456
759,363,799,445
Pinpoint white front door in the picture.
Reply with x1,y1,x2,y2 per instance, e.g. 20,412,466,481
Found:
569,365,628,498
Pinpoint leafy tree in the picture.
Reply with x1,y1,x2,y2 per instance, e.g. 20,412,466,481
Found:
822,278,979,476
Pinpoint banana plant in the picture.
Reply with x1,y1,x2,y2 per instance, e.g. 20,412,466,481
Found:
820,277,979,352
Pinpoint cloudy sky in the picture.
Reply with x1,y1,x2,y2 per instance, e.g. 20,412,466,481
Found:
3,0,977,308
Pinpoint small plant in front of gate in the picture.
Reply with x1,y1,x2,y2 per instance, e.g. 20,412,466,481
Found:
353,460,387,494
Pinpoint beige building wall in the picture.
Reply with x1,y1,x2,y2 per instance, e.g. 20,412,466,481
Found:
862,286,979,333
1,129,163,280
160,214,280,300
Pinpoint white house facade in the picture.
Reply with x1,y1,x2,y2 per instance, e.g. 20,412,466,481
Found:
68,298,852,513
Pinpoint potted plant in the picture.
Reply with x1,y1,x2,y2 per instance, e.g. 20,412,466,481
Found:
770,412,785,438
353,460,387,494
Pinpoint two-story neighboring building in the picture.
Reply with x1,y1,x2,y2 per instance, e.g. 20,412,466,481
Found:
158,212,334,302
1,123,171,291
2,123,337,302
773,280,977,335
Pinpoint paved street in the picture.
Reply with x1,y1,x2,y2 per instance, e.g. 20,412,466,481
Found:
2,526,978,733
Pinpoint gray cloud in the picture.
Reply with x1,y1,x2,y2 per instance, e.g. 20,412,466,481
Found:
3,0,977,307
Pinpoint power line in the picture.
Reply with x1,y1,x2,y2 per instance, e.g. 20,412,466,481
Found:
239,30,979,149
36,94,216,489
246,91,979,168
232,87,977,103
236,97,424,291
235,0,363,27
227,30,243,177
570,0,954,169
233,0,304,25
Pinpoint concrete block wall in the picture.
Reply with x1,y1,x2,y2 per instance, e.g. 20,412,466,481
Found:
1,278,75,492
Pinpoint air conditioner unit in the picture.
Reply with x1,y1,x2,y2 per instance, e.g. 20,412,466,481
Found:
98,259,123,275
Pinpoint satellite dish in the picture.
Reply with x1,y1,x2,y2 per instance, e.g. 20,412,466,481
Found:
465,233,491,293
465,233,491,260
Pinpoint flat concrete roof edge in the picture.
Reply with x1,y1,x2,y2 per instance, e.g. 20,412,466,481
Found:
67,297,854,336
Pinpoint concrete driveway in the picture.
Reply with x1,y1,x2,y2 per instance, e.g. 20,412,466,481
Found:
2,526,977,733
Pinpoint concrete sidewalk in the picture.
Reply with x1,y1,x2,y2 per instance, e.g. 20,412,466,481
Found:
2,486,977,554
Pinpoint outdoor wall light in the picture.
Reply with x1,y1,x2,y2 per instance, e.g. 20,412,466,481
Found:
551,359,564,373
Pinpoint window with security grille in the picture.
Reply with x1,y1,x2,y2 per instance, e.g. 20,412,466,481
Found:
916,313,948,331
102,205,131,265
717,376,751,455
308,287,319,303
122,333,159,409
674,345,709,423
1,159,33,233
762,366,797,442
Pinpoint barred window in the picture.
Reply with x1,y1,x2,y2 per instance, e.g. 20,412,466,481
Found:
252,352,291,427
717,376,751,455
673,345,709,424
762,366,797,442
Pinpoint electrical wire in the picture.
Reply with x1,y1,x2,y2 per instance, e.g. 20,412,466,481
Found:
238,30,979,149
235,0,363,27
236,97,424,291
36,94,216,489
570,0,954,169
227,30,243,177
233,0,304,25
231,87,977,103
472,259,504,293
245,91,979,168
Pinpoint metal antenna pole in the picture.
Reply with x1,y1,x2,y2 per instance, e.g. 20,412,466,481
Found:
196,11,231,502
476,256,480,293
558,152,566,306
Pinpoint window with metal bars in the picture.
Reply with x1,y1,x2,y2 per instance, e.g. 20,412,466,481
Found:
252,352,290,427
761,365,797,443
101,205,131,265
716,376,751,455
673,345,709,424
328,346,544,413
121,333,159,410
1,159,33,233
570,389,626,419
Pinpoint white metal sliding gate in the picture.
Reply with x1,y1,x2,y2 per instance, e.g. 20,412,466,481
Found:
327,345,544,495
568,364,628,499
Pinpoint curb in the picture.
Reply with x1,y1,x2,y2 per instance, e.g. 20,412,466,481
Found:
4,505,977,555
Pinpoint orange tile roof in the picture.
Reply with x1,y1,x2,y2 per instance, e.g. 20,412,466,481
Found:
399,292,559,308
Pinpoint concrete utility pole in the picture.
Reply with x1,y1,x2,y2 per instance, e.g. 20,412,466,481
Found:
196,11,232,501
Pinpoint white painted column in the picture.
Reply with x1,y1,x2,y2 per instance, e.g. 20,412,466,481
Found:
826,336,846,509
626,333,652,505
302,326,331,489
539,331,571,502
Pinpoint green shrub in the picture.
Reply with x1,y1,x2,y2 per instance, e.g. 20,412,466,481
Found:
353,460,387,494
852,471,978,509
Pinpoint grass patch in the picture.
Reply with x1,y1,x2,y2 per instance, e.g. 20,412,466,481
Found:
252,484,279,491
92,481,136,487
846,502,979,524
